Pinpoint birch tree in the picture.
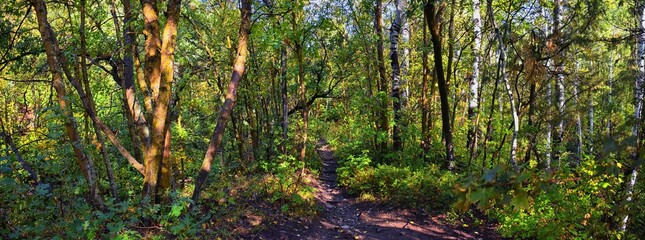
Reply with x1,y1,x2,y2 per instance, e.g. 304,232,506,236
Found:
390,0,408,151
468,0,482,162
621,0,645,232
488,0,518,172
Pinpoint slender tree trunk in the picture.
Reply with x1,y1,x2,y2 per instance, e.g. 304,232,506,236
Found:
424,1,455,170
192,0,251,204
375,0,389,151
488,0,518,172
468,0,482,165
573,57,582,165
81,0,118,197
421,13,430,154
280,48,288,154
553,0,565,167
0,117,38,184
390,0,407,151
30,0,104,208
607,52,614,137
293,5,308,162
542,5,553,171
621,1,645,232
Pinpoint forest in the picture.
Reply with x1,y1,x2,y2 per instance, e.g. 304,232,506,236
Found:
1,0,645,238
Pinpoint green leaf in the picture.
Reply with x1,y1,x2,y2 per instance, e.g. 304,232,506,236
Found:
511,190,530,211
169,203,183,218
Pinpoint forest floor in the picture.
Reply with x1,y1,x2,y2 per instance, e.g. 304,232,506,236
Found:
246,139,503,240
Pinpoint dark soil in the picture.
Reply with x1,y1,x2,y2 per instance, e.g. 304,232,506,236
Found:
249,139,503,240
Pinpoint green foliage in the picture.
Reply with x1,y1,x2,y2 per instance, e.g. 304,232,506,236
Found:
336,150,458,211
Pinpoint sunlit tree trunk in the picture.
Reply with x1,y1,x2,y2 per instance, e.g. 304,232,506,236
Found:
621,1,645,232
424,1,455,170
389,0,407,151
488,0,518,172
141,0,181,202
31,0,104,208
468,0,482,164
192,0,251,204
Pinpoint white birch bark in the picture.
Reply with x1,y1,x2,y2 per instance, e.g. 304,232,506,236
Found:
488,0,518,172
389,0,407,150
543,6,553,170
573,57,582,165
621,1,645,232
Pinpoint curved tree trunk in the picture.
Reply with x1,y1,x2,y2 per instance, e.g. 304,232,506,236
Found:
488,0,518,172
424,1,455,170
31,0,104,208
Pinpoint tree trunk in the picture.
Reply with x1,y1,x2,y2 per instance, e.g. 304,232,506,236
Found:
30,0,104,208
192,0,251,204
542,5,553,171
424,1,455,170
281,48,288,154
293,5,308,162
375,0,389,151
142,0,181,202
553,0,565,168
621,1,645,232
421,13,430,154
468,0,482,164
573,57,582,165
607,51,614,137
390,0,407,151
81,0,118,198
488,0,518,172
0,117,38,184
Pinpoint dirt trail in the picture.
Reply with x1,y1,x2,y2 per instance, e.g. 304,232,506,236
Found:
254,139,501,239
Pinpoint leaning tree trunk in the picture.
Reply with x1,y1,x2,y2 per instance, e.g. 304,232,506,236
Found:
488,0,519,172
30,0,104,208
468,0,482,164
621,1,645,232
424,1,455,170
192,0,252,204
389,0,408,151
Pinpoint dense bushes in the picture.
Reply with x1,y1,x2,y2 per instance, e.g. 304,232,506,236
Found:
336,151,458,211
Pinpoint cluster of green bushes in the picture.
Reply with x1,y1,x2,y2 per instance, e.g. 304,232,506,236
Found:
335,150,458,211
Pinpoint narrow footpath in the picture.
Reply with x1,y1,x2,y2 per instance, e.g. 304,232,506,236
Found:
255,139,501,239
